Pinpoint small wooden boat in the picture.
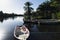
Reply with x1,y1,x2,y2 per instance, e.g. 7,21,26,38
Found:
14,25,30,40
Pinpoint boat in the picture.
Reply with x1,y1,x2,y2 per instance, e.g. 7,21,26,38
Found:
14,25,30,40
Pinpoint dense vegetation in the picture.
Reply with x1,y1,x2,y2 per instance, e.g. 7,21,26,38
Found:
0,11,23,22
24,0,60,20
0,11,23,18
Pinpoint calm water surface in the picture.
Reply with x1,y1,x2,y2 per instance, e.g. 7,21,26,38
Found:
0,17,24,40
0,17,39,40
0,17,60,40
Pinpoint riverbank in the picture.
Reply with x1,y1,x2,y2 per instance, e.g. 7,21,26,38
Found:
24,19,60,24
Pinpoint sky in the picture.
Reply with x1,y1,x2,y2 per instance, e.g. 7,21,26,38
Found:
0,0,46,14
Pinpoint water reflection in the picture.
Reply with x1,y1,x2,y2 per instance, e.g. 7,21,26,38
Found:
0,29,6,40
0,17,60,40
24,22,60,32
0,16,16,22
30,24,39,32
0,17,24,40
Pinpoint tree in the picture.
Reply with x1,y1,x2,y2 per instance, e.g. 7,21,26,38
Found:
50,0,60,11
0,11,3,16
24,2,33,20
37,1,52,19
36,1,57,19
50,0,60,18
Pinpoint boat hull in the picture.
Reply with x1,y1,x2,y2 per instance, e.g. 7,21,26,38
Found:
14,25,30,40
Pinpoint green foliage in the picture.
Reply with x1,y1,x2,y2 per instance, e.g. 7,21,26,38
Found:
57,12,60,18
36,0,60,19
24,0,60,20
24,2,34,20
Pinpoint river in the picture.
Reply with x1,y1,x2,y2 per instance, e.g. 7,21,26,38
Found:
0,17,60,40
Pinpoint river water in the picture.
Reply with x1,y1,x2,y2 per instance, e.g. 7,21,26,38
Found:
0,17,40,40
0,17,24,40
0,17,60,40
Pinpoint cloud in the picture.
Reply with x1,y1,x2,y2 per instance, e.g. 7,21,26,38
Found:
0,0,26,14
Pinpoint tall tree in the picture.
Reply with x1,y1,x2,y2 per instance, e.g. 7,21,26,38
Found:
50,0,60,18
37,1,52,19
37,1,57,19
24,2,33,20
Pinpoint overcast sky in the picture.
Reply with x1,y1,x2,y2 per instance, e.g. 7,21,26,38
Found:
0,0,46,14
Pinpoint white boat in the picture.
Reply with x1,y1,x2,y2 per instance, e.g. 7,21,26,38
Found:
14,25,30,40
